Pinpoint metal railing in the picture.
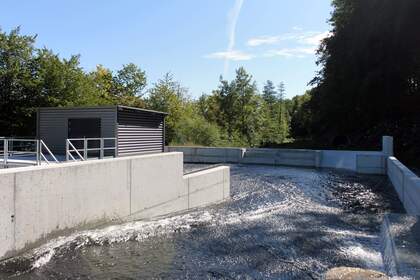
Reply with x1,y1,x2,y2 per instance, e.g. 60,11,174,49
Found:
0,138,59,168
66,138,116,161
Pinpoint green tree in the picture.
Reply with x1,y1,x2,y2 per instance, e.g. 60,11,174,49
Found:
146,73,187,144
262,80,277,105
0,27,106,135
290,91,312,138
196,93,220,124
113,63,146,97
276,81,289,142
308,0,420,148
214,77,238,141
89,63,147,107
0,27,37,135
260,80,290,145
231,67,262,146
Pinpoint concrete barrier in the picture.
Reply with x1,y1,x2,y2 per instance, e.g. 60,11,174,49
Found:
387,157,420,215
0,152,230,261
167,146,244,163
168,146,386,174
242,148,322,167
184,166,230,209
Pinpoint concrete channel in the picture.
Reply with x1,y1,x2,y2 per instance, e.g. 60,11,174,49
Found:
0,152,229,261
168,136,420,278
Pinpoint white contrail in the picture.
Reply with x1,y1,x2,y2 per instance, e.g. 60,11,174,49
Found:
224,0,244,78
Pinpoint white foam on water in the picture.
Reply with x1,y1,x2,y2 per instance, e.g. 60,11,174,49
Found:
3,166,391,275
325,228,378,239
31,250,54,269
14,198,302,270
340,244,384,270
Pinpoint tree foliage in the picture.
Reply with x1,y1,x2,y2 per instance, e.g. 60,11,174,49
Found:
0,27,150,135
307,0,420,144
0,27,292,148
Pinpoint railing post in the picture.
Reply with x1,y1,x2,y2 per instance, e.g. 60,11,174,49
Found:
100,138,104,159
36,140,40,165
4,139,8,168
66,140,69,161
83,138,88,160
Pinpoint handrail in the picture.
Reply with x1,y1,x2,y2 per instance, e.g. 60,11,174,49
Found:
0,138,59,168
40,140,59,163
66,137,116,162
66,139,85,161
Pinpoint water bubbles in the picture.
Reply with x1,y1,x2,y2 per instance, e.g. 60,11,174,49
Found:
0,164,404,279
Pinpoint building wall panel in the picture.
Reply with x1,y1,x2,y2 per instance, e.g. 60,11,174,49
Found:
38,107,117,155
117,108,165,156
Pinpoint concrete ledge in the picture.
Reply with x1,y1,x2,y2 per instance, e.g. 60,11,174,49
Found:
167,146,244,163
0,152,230,261
387,157,420,215
183,166,230,208
405,178,420,215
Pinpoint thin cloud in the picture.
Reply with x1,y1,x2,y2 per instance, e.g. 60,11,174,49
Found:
255,30,331,59
205,50,253,61
247,36,280,47
223,0,244,76
248,30,331,49
265,47,317,58
298,31,331,46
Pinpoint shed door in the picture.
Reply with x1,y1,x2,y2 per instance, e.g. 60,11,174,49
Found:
68,118,101,138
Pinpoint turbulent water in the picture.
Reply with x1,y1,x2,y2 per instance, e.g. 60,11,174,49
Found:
0,164,404,279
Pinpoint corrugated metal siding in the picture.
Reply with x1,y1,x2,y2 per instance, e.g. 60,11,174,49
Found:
117,108,164,156
38,107,117,154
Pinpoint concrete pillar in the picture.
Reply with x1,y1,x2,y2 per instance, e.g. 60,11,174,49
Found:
382,136,394,156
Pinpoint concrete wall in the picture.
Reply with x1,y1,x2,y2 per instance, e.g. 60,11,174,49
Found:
0,152,230,261
184,166,230,209
168,146,321,168
167,146,245,163
387,157,420,215
168,146,386,174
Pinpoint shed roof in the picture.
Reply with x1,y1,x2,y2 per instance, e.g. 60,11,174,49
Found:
38,105,168,116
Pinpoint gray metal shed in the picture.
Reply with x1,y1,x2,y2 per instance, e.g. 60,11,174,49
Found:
37,105,167,157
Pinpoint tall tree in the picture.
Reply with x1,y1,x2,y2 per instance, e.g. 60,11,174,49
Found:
113,63,146,97
310,0,420,137
0,27,106,135
277,82,285,101
262,80,277,105
214,77,237,141
276,81,289,141
232,67,261,146
146,73,187,144
0,27,37,135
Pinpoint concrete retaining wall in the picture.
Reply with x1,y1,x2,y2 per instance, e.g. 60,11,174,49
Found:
387,157,420,215
241,148,321,167
0,152,230,261
167,146,245,163
184,166,230,209
168,146,386,174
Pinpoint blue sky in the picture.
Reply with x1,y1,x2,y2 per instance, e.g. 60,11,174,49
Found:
1,0,332,99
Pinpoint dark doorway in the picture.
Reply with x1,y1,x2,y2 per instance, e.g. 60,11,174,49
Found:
68,118,102,157
68,118,101,138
